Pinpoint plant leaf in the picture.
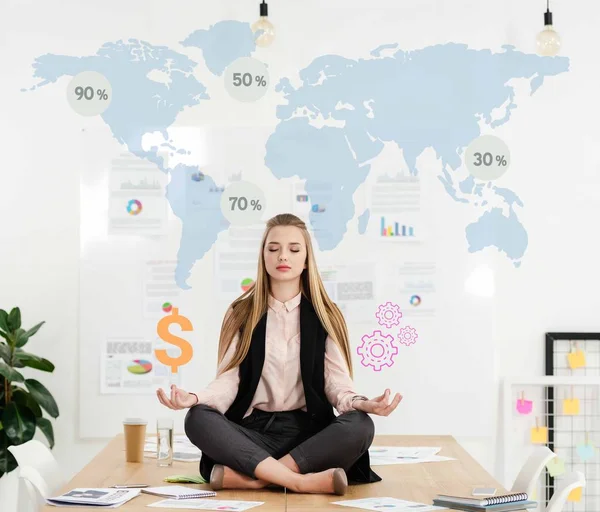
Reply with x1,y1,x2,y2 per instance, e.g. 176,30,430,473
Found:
0,344,10,364
0,431,18,478
7,308,21,331
12,388,43,418
24,379,59,418
0,361,24,383
3,402,36,444
14,350,55,372
15,329,29,348
24,321,44,339
0,331,9,343
0,310,9,334
36,417,55,449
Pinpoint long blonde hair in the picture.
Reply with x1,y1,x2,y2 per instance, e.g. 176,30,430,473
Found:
217,213,353,377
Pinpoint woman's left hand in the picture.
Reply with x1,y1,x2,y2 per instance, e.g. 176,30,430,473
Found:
353,389,402,416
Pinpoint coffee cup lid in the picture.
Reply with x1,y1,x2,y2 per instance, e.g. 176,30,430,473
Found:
123,418,147,425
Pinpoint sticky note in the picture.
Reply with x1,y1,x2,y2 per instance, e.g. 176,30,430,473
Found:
563,398,580,415
546,457,565,477
516,398,533,415
531,426,548,444
577,442,595,461
568,350,586,369
567,487,582,502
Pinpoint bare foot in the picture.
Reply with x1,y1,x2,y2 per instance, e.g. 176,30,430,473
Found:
222,466,266,490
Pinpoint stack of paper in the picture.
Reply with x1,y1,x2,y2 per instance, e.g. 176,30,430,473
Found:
144,434,202,462
368,446,455,465
46,488,140,508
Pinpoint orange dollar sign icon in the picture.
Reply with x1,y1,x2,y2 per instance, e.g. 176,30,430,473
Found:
155,307,194,373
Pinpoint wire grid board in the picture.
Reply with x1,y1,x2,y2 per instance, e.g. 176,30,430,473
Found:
545,334,600,511
503,376,600,512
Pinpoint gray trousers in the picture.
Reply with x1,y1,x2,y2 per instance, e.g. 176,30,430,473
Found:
184,405,375,480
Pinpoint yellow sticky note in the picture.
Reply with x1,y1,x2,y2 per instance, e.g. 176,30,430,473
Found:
531,426,548,444
568,350,586,369
563,398,580,415
568,487,582,502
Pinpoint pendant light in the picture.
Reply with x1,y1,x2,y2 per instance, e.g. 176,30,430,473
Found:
251,1,275,48
536,0,561,56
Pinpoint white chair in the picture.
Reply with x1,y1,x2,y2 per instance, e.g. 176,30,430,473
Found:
511,446,556,498
545,471,586,512
8,440,66,511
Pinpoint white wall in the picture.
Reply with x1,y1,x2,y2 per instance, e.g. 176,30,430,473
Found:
2,0,600,510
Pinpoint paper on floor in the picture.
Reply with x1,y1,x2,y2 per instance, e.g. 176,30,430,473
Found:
147,499,264,510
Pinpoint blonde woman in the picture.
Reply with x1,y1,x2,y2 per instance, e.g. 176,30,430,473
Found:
157,213,402,495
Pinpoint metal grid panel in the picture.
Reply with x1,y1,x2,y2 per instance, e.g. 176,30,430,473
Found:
503,377,600,512
545,333,600,512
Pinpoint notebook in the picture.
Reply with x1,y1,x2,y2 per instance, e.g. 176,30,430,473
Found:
432,498,536,512
435,492,528,507
141,486,216,499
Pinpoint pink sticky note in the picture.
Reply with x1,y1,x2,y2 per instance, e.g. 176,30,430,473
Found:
516,398,533,415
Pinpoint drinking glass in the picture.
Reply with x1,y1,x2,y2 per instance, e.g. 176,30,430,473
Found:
156,417,174,467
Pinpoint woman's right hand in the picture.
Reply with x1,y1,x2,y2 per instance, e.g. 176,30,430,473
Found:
156,385,198,410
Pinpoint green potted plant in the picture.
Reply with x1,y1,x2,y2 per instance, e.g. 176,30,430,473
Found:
0,307,59,477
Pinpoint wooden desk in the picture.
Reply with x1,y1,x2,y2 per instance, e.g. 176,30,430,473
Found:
43,435,506,511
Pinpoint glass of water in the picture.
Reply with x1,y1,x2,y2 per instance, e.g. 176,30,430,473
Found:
156,417,174,467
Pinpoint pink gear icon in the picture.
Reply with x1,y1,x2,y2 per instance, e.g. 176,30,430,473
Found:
357,330,399,371
375,301,402,328
398,326,418,346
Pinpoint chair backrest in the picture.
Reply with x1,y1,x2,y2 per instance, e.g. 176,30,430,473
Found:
545,471,586,512
511,446,556,497
8,440,66,510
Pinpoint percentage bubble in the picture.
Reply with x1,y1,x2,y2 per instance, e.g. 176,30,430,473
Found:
220,181,266,225
465,135,511,181
224,57,270,102
67,71,112,116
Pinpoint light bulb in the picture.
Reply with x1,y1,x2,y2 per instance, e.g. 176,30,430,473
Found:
252,1,275,48
536,7,561,56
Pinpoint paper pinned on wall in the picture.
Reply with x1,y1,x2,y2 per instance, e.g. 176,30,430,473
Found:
516,391,533,415
546,457,566,477
530,420,548,444
563,398,580,415
567,344,586,369
567,487,583,503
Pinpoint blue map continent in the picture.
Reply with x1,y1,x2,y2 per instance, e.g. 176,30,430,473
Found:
25,22,255,288
26,23,570,288
266,43,569,264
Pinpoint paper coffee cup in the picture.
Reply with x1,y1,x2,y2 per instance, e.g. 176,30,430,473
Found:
123,418,147,463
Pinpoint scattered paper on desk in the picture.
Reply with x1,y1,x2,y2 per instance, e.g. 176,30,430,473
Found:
46,488,140,508
147,499,264,510
563,398,580,415
546,457,566,477
568,350,586,369
369,446,453,466
369,447,441,458
370,455,454,466
332,497,446,511
567,487,582,502
530,426,548,444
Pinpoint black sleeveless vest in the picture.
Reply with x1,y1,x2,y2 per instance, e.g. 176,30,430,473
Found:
201,294,381,484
